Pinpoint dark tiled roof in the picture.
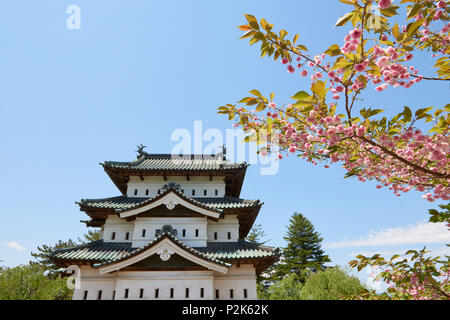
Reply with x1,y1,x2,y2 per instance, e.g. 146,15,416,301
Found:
78,195,261,212
102,154,248,171
197,240,279,259
93,232,230,268
51,238,278,264
51,241,132,262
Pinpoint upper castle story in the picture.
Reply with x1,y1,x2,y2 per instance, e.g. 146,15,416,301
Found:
77,148,262,248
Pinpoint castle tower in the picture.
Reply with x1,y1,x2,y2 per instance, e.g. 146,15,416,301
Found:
50,149,279,300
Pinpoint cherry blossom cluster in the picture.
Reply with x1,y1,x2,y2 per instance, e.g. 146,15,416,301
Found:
233,101,450,201
231,0,449,203
380,266,449,300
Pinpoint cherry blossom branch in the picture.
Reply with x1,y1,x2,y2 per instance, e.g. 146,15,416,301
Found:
410,74,450,81
358,136,449,179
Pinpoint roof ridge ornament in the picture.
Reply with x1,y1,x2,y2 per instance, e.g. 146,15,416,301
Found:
220,144,227,161
136,144,149,158
156,226,178,237
161,182,182,193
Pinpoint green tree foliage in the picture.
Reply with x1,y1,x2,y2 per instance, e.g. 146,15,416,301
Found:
30,229,100,277
262,267,365,300
300,267,366,300
275,212,330,282
78,229,101,243
350,248,449,300
428,203,450,224
0,264,72,300
246,224,269,245
264,274,304,300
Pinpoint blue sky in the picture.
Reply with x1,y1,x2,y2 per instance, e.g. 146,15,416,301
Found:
0,0,448,285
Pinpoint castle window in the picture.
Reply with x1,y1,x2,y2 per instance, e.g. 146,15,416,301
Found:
142,229,146,237
185,288,189,298
204,189,207,196
124,288,129,299
182,229,186,237
145,189,149,196
244,289,248,298
134,189,138,196
139,288,144,299
227,232,231,240
158,189,161,195
200,288,204,298
111,232,116,240
112,290,116,300
195,229,199,237
230,289,234,299
97,290,102,300
192,189,196,196
214,232,217,240
181,189,184,194
170,288,174,298
155,288,159,298
125,232,130,240
215,189,218,196
215,289,219,299
83,290,88,300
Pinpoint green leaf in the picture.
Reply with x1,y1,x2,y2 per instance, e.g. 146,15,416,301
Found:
335,11,354,27
244,14,258,24
324,44,341,57
240,31,255,40
406,18,424,37
392,23,399,39
380,6,399,17
249,89,262,97
339,0,357,5
293,100,314,108
403,106,412,122
311,80,327,100
291,91,310,100
407,3,422,19
256,103,266,112
331,57,351,70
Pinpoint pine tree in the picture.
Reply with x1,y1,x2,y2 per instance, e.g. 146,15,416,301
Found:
246,224,269,245
275,212,330,283
30,229,101,277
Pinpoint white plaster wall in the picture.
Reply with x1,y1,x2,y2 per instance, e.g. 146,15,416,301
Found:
126,176,226,198
207,215,240,242
213,264,257,300
72,265,118,300
73,265,257,300
132,217,208,247
102,215,134,242
114,271,215,300
102,215,239,245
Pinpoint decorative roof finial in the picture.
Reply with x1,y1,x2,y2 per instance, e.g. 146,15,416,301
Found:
136,144,148,158
221,144,227,160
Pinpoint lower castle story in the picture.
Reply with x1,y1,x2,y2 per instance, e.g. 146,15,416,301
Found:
73,264,258,300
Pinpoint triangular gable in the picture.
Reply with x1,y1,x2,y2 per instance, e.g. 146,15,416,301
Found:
119,190,222,220
96,234,229,274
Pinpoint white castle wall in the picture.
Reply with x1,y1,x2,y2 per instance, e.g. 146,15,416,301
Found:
73,264,257,300
207,214,239,242
132,217,208,247
126,176,226,198
102,215,240,246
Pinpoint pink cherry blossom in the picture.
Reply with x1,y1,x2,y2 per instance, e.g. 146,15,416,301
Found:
378,0,392,9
